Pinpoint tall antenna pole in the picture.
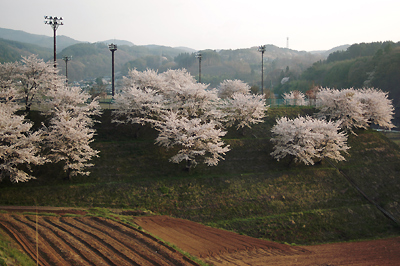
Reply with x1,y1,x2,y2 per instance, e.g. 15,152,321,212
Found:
62,56,72,83
287,37,289,49
196,52,202,83
108,43,117,96
44,16,63,68
258,45,266,95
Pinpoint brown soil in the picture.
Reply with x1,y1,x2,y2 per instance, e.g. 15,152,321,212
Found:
135,215,400,266
0,212,200,266
1,206,400,266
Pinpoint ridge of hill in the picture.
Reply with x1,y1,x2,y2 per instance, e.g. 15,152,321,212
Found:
0,27,82,51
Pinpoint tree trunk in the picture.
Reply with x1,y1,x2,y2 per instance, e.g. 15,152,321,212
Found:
184,160,192,172
65,168,71,181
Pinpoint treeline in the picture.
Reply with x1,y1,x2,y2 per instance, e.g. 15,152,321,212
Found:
277,42,400,109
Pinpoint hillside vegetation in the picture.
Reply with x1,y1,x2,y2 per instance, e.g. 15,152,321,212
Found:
0,107,399,245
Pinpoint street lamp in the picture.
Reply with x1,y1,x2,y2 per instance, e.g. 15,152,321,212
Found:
195,52,202,83
62,56,72,83
108,43,117,97
258,45,266,95
44,16,63,68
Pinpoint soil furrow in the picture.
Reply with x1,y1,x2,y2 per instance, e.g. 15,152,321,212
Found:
92,216,200,266
61,217,139,266
0,219,50,266
33,216,97,266
48,216,118,266
23,215,83,266
8,214,65,266
75,217,168,266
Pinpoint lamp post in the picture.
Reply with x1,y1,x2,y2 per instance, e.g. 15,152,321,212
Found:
258,45,266,95
195,52,202,83
62,56,72,83
108,43,117,96
44,16,63,68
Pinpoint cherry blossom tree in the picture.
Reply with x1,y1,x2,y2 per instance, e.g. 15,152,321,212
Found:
222,92,267,129
316,88,368,133
114,69,270,168
161,68,197,93
165,82,221,122
115,69,220,123
113,86,164,126
217,79,251,99
122,68,164,90
356,88,395,129
270,116,350,165
0,62,19,90
0,90,45,182
283,90,307,106
0,55,64,112
154,111,230,169
43,86,101,180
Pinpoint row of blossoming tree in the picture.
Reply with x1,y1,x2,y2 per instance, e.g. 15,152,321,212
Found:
1,54,395,182
0,55,267,182
0,55,100,182
112,69,267,170
271,87,395,165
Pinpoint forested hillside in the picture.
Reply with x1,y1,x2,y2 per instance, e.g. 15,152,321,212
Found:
0,27,81,51
0,28,332,88
0,38,52,62
278,41,400,126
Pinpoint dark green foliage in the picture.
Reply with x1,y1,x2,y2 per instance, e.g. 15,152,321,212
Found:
326,42,397,63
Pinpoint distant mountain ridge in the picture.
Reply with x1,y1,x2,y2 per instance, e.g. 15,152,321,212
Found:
0,27,82,51
309,44,351,57
0,27,348,87
1,27,345,55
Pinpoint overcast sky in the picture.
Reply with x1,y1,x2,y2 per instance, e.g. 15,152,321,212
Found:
1,0,399,51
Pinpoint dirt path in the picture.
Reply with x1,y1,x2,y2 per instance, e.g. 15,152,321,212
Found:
134,215,400,266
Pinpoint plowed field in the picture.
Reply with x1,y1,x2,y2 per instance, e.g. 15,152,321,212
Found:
1,208,400,266
135,215,400,266
0,212,199,266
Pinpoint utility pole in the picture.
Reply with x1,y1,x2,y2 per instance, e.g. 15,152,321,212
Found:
62,56,72,83
108,43,117,96
44,16,63,68
258,45,266,95
195,52,202,83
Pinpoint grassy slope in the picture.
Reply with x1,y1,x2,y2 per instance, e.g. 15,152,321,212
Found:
0,107,399,247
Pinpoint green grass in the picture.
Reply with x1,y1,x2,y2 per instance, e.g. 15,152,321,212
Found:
22,212,59,217
0,230,35,266
381,130,400,147
1,107,400,248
